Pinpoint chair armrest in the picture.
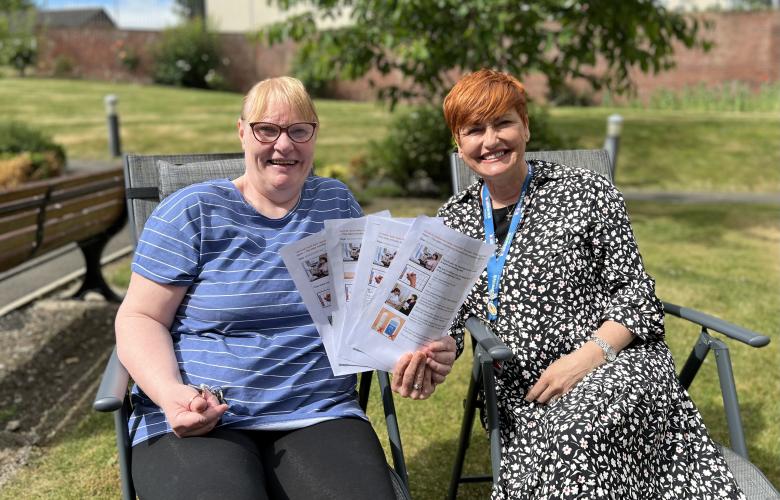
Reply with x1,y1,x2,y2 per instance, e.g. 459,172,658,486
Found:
465,317,514,362
663,302,770,348
93,346,130,412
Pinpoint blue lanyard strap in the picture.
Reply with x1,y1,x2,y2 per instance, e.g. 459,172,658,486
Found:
482,163,533,320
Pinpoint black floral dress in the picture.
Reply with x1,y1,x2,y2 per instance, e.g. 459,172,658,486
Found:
438,160,744,499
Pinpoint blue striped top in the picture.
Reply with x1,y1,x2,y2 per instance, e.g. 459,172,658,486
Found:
128,176,365,446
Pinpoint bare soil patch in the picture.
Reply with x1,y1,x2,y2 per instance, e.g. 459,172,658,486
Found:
0,297,117,488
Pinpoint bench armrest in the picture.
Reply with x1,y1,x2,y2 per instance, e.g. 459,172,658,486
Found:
663,302,770,348
93,347,130,412
465,317,514,362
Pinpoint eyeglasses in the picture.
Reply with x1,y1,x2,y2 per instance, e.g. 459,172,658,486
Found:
249,121,317,144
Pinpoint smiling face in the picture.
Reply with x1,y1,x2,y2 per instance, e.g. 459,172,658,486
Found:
238,99,316,196
456,108,529,182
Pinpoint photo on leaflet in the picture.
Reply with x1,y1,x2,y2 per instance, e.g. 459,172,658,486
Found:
317,289,332,307
303,253,329,281
412,244,442,272
343,242,361,261
373,246,396,268
371,307,407,341
369,267,386,287
400,264,430,292
385,282,417,316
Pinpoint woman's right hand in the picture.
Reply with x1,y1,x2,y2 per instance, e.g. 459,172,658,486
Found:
161,384,228,438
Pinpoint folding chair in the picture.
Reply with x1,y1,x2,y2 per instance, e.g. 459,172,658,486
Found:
447,149,778,499
93,153,411,500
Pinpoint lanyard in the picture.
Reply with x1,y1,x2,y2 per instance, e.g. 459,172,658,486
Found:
482,163,533,320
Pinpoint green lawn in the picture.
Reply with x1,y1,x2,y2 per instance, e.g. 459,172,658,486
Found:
0,78,777,497
550,107,780,192
0,77,392,169
1,78,779,193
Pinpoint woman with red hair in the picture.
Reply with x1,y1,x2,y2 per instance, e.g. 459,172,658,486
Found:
438,69,743,499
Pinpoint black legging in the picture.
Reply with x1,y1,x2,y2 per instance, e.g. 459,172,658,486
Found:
132,418,397,500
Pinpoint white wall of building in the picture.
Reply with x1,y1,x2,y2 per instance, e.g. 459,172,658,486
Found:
205,0,351,33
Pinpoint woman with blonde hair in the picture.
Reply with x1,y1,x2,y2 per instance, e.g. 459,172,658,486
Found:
116,76,456,499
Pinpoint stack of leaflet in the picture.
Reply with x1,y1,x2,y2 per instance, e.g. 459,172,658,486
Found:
280,213,495,375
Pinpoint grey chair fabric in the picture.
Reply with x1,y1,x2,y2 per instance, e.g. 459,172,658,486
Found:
719,445,780,500
157,158,246,201
450,149,613,195
123,152,244,241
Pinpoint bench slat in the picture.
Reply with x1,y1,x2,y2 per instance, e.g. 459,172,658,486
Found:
0,167,126,275
0,209,39,235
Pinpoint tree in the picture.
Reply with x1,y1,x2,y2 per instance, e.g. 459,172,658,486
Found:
260,0,710,106
173,0,205,21
0,0,37,76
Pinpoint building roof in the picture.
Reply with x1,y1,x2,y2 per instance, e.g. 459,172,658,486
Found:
37,8,117,29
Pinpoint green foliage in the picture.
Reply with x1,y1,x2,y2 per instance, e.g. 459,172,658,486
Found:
0,121,66,186
362,106,452,196
52,55,74,77
152,19,222,89
361,104,572,196
173,0,206,20
0,2,37,76
260,0,709,107
0,121,65,161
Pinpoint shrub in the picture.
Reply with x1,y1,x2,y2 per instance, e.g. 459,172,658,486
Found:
360,103,574,197
0,122,66,189
52,55,74,77
362,106,453,197
152,19,222,89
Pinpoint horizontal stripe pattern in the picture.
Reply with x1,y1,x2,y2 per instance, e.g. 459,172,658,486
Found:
128,176,364,446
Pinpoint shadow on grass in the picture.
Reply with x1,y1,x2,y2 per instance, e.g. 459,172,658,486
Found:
405,430,493,500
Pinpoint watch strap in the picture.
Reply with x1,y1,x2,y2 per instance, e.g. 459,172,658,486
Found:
589,335,617,362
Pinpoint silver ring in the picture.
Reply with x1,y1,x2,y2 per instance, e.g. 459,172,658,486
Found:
413,383,421,390
549,395,560,405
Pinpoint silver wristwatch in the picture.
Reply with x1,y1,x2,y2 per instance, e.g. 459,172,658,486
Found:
589,335,617,363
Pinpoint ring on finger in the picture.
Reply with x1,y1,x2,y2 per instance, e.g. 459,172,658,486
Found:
187,390,202,411
413,383,421,390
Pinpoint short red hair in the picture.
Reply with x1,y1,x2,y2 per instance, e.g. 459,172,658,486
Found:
443,69,528,139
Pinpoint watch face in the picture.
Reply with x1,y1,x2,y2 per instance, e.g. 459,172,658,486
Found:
606,352,616,362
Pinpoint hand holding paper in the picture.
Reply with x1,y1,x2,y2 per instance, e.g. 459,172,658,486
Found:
281,213,494,381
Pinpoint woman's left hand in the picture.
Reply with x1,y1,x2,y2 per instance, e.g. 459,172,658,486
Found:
421,335,456,385
525,347,601,404
391,335,456,400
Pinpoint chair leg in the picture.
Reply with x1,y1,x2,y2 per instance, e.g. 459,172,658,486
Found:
710,338,749,459
358,371,372,412
116,397,135,500
447,362,482,500
377,371,409,490
678,328,712,390
480,358,503,486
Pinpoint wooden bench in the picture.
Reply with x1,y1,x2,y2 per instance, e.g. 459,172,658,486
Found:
0,168,127,302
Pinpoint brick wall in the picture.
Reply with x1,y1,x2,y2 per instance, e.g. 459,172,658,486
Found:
35,10,780,101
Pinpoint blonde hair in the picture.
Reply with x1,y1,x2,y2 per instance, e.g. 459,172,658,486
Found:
240,76,319,123
443,69,528,138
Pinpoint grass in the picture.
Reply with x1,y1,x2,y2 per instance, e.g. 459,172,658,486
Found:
0,78,777,497
0,77,392,169
604,82,780,113
550,107,780,192
1,200,776,499
1,78,779,193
